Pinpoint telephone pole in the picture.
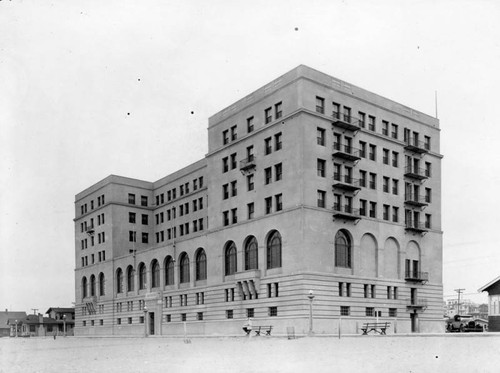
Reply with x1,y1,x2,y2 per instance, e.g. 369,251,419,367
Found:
31,308,38,315
454,289,465,316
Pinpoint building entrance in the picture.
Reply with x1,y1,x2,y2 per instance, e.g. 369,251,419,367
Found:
149,312,155,335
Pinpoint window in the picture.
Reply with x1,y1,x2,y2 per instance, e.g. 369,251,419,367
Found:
383,176,389,193
181,313,187,322
274,132,282,151
382,120,389,135
275,102,282,119
335,230,351,268
269,306,278,317
138,263,146,290
275,194,283,211
383,204,390,221
225,242,237,276
265,107,272,124
424,135,431,150
275,163,282,181
247,116,254,133
391,124,398,139
267,231,282,269
369,173,376,189
142,233,148,244
359,141,366,158
141,214,148,225
223,130,229,145
368,115,376,131
359,199,367,216
265,167,272,184
383,149,389,164
368,144,376,161
425,213,432,229
231,180,237,197
359,170,367,187
366,307,374,317
230,153,237,169
222,157,229,173
141,196,148,207
358,112,366,128
223,211,229,226
317,159,326,177
197,312,203,321
116,268,123,294
389,308,397,317
340,306,350,316
179,253,190,283
129,231,136,242
317,127,325,146
231,208,237,224
246,145,254,161
392,151,399,167
265,137,272,155
247,203,254,220
392,179,399,195
244,236,258,270
165,257,174,285
247,308,255,318
369,202,377,218
226,310,234,319
128,194,136,205
317,190,326,208
223,184,229,199
316,96,325,114
343,106,351,122
425,188,432,203
425,162,432,177
247,174,254,191
332,102,340,118
392,207,399,223
265,197,272,215
127,266,134,291
231,125,237,141
151,260,160,288
129,212,136,224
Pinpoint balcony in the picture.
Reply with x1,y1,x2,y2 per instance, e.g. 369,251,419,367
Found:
404,166,429,180
85,225,95,235
332,204,360,221
406,298,428,309
404,193,429,207
404,138,429,154
332,143,361,162
239,156,256,172
405,271,429,283
332,112,361,132
405,220,428,233
332,174,361,192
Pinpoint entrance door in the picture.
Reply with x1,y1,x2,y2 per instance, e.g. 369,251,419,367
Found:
149,312,155,335
410,312,418,332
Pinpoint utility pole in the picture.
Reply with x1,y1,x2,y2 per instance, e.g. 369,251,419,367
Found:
31,308,38,315
454,288,465,316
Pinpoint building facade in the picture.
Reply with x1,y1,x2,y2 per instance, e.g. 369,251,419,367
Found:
74,65,443,336
479,276,500,332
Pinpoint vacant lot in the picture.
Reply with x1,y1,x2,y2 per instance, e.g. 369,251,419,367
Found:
1,334,500,373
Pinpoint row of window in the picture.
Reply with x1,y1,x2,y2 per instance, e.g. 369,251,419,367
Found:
80,231,106,251
154,177,204,206
81,273,105,298
79,213,105,233
315,96,432,150
80,194,105,216
223,194,283,226
154,219,205,243
81,250,106,267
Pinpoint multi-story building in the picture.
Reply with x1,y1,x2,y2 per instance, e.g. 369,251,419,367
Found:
74,65,443,336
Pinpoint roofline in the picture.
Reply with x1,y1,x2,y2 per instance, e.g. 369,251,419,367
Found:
478,275,500,292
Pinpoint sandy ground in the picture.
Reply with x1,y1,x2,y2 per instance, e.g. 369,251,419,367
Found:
1,334,500,373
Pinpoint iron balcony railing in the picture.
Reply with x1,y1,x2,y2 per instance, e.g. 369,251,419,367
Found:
332,112,361,131
332,143,361,161
404,137,430,153
405,220,428,232
239,156,256,171
333,204,360,217
406,298,428,308
404,271,429,282
404,166,429,180
404,193,429,206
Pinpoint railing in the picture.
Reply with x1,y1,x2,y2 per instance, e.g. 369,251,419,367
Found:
332,112,361,131
239,156,256,170
404,137,429,153
333,204,359,216
404,194,429,206
405,220,428,232
406,298,428,308
332,143,361,160
405,271,429,282
333,174,361,191
85,225,95,234
404,166,429,179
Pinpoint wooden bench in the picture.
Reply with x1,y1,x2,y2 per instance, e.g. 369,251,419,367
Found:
243,325,273,336
361,322,391,335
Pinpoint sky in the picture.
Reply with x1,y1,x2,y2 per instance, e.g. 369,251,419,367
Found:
1,0,499,314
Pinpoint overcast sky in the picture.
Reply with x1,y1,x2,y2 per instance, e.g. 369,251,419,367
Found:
1,0,499,314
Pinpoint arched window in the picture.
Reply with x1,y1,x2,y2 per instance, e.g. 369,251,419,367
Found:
196,249,207,281
179,253,190,283
267,231,282,269
98,273,105,296
127,265,135,292
138,263,147,289
164,256,174,286
90,275,96,296
335,230,351,268
151,259,160,288
116,268,123,294
225,241,237,276
245,236,258,270
82,277,88,299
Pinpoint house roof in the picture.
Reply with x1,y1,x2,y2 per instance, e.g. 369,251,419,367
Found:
0,311,27,328
478,276,500,293
46,307,75,314
8,315,65,325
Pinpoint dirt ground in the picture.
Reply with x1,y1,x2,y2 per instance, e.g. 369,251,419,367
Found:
1,334,500,373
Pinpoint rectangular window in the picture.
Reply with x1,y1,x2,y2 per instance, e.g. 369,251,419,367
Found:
274,132,282,151
369,202,377,218
141,196,148,207
358,112,366,128
269,306,278,317
275,194,283,211
391,124,398,139
360,199,367,216
275,102,282,119
247,203,254,220
129,231,136,242
231,208,238,224
265,197,272,214
316,96,325,114
369,173,376,189
389,308,397,317
142,233,148,244
128,194,136,205
425,188,432,203
338,282,344,297
247,308,255,318
371,284,376,298
392,206,399,223
181,313,186,322
265,167,272,184
332,102,340,118
231,180,237,197
197,312,203,321
359,170,367,187
392,151,399,167
392,179,399,195
346,283,351,297
222,157,229,173
359,141,366,158
424,135,431,150
275,163,282,181
223,130,229,145
223,211,229,226
369,144,376,161
368,115,376,131
247,116,254,133
265,137,272,155
382,120,389,136
265,107,272,124
231,153,237,169
343,106,351,122
383,148,389,164
366,307,374,317
317,127,325,146
231,125,237,141
226,310,234,319
425,162,432,177
383,204,390,221
317,159,326,177
383,176,389,193
317,190,326,208
425,213,432,229
340,306,350,316
141,214,148,225
364,284,369,298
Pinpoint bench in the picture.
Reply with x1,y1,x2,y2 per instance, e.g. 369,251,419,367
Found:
361,322,391,335
243,325,273,336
